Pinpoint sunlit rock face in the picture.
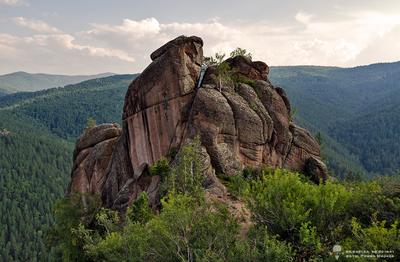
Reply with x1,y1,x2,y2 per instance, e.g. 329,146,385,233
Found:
68,35,328,212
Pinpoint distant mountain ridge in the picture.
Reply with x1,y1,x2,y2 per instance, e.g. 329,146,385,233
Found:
270,60,400,176
0,71,115,94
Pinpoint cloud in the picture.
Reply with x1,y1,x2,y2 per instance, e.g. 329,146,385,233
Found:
0,33,135,74
49,34,135,62
2,11,400,74
79,13,400,69
295,11,314,24
0,0,28,6
13,17,61,33
89,18,161,37
353,25,400,64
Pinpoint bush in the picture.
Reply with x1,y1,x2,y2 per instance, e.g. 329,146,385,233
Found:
342,216,400,261
81,193,240,261
230,47,252,60
46,193,102,261
230,226,295,262
126,192,154,225
244,168,400,259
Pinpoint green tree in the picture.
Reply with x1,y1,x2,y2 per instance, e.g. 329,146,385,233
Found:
86,117,97,128
161,137,205,199
230,47,252,60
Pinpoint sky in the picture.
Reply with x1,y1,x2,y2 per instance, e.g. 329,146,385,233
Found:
1,0,400,75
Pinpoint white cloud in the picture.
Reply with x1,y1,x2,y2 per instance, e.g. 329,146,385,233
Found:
295,12,313,24
0,0,28,6
0,33,135,74
47,34,135,62
2,11,400,74
13,17,61,33
89,18,161,37
78,13,400,69
353,25,400,64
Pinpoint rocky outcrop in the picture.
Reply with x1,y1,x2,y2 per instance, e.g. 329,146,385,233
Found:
68,35,328,212
69,124,121,195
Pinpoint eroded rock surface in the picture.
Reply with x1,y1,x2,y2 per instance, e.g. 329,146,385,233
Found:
68,35,328,212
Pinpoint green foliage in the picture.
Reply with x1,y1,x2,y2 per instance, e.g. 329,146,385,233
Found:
0,75,135,140
86,117,96,128
299,222,322,259
230,47,252,60
127,192,154,225
0,111,73,261
150,157,170,179
53,193,243,262
203,52,225,66
342,216,400,256
233,75,257,88
0,75,136,261
46,193,102,261
221,174,249,200
315,132,323,146
216,61,233,91
204,48,255,91
242,168,400,260
270,63,400,176
47,161,400,261
203,56,217,66
230,226,295,262
160,138,205,198
204,47,252,67
167,146,178,160
94,208,121,235
144,194,239,261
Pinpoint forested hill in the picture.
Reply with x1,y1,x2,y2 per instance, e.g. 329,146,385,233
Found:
0,74,136,261
0,71,115,94
270,61,400,176
0,74,135,139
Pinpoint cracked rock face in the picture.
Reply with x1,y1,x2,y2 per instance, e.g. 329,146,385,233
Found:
68,35,328,212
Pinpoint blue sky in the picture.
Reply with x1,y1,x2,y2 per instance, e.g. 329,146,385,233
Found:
1,0,400,74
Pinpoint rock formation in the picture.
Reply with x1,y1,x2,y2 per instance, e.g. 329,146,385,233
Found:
69,35,328,212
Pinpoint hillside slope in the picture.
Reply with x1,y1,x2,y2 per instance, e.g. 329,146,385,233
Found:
0,74,136,261
0,111,73,261
0,71,115,94
270,61,400,176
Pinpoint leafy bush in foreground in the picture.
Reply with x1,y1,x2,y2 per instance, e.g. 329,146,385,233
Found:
243,169,400,260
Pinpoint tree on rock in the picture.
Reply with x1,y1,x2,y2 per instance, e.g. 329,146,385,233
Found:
230,47,252,60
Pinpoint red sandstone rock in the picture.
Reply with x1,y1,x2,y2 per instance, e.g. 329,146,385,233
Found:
68,35,328,212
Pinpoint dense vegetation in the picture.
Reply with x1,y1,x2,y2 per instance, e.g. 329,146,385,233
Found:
0,75,135,140
0,111,73,261
0,75,136,261
270,61,400,176
49,141,400,261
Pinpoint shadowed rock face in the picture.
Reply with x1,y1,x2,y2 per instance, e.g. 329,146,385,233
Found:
68,35,328,211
